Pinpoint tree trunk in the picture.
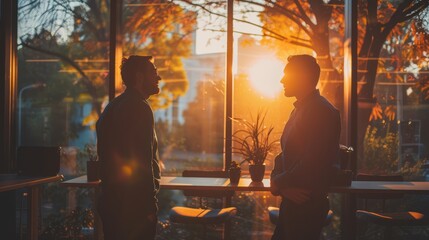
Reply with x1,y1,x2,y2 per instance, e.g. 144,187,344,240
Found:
312,37,343,109
309,2,343,110
356,35,385,150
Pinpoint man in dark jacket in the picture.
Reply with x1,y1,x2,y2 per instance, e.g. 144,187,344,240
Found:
271,55,341,240
96,55,161,240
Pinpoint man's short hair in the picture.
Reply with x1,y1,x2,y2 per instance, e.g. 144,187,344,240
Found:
121,55,153,87
287,55,320,86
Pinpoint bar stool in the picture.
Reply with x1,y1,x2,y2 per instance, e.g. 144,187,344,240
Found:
356,174,429,239
267,207,333,227
169,170,237,239
267,206,333,240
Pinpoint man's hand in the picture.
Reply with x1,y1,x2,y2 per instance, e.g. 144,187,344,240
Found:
270,153,283,196
270,180,281,196
280,188,311,204
271,153,283,176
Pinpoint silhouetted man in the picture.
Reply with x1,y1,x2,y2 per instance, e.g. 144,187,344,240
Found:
271,55,340,240
96,56,161,240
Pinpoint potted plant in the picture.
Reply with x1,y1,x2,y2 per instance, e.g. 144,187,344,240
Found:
232,111,277,182
229,161,241,185
85,144,100,182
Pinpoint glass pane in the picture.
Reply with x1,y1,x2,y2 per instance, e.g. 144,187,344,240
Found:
356,1,429,239
119,2,227,239
121,1,226,176
357,1,429,179
17,0,109,237
233,1,291,174
231,1,345,239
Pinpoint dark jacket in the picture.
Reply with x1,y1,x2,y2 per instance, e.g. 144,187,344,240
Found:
271,90,340,196
96,88,160,212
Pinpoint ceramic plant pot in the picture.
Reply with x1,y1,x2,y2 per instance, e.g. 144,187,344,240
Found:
249,164,265,182
229,168,241,185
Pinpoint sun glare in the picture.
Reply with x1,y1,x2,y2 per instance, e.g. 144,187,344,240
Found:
248,56,284,98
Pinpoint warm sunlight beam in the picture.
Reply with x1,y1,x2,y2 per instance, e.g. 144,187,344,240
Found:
248,56,284,98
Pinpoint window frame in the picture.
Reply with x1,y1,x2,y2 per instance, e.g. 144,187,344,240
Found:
1,0,18,173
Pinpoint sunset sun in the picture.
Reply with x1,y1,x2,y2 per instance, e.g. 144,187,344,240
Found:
248,56,284,98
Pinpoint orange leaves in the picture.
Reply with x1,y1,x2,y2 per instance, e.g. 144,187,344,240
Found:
124,1,196,47
384,105,396,121
369,102,397,122
416,74,429,100
369,102,383,121
377,1,396,25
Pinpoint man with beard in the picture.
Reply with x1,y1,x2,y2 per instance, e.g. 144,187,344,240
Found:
271,55,340,240
96,56,161,240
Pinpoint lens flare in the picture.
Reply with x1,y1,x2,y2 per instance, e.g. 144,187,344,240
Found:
122,165,133,176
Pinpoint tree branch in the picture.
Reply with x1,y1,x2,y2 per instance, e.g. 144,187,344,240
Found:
20,40,98,104
238,0,313,37
381,0,411,36
179,0,311,48
293,0,315,28
359,0,379,57
400,1,429,22
204,27,313,49
381,1,429,41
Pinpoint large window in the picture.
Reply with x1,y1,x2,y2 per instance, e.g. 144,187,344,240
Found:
120,1,227,175
17,0,109,167
355,1,429,239
356,1,429,178
9,0,429,239
17,0,110,237
230,1,346,239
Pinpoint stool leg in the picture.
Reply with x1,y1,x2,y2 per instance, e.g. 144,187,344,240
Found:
19,192,28,240
28,186,40,240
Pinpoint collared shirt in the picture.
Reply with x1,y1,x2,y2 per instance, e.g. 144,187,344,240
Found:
96,88,160,209
272,89,341,195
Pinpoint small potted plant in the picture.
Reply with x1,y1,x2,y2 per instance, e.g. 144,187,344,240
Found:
229,161,241,185
232,111,277,182
85,144,100,182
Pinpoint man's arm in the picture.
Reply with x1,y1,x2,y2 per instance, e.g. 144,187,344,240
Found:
128,103,157,198
152,132,161,194
270,153,283,196
271,152,313,204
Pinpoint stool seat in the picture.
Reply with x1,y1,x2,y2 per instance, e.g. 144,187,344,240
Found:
267,207,334,226
356,210,429,226
170,206,237,224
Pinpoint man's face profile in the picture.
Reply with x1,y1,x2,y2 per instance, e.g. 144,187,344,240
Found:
136,61,161,96
280,64,301,97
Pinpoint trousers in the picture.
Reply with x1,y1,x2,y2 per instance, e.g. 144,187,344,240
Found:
272,196,329,240
98,189,158,240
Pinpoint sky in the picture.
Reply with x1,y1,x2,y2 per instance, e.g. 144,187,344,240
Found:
195,2,264,54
